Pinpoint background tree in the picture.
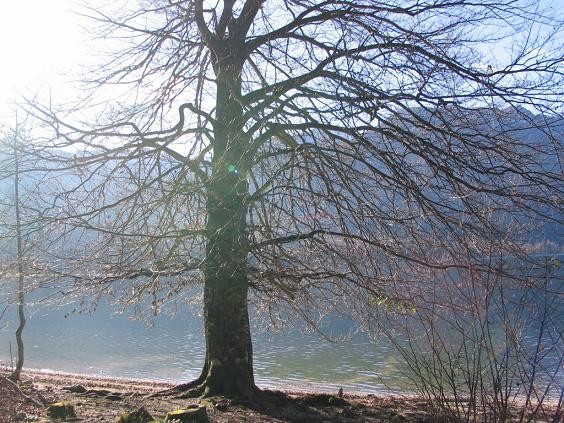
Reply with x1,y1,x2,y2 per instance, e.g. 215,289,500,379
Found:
0,112,64,381
28,0,563,402
0,118,41,382
7,124,25,382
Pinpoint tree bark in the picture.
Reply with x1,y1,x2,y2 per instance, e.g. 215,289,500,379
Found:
199,60,257,401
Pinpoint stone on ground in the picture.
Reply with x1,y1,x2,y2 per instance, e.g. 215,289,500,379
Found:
46,401,77,419
115,406,154,423
164,405,208,422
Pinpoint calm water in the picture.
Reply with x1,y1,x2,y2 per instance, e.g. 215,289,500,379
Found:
1,293,561,396
0,302,407,394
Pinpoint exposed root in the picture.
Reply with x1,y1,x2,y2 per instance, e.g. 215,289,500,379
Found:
157,380,263,409
145,377,204,398
198,383,263,409
146,372,262,409
175,384,206,399
62,385,126,401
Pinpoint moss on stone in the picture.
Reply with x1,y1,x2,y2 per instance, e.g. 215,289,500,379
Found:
164,405,208,422
115,406,155,423
46,401,77,420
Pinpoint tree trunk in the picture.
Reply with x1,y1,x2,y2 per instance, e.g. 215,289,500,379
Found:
9,133,25,383
201,233,256,399
200,63,257,401
9,299,25,382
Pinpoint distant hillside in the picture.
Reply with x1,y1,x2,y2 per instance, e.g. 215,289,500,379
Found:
0,107,562,261
363,106,563,248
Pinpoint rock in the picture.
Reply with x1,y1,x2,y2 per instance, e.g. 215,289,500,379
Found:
115,406,154,423
164,405,208,422
46,401,77,420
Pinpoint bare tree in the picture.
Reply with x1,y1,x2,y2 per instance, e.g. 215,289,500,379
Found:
0,116,57,381
28,0,563,402
375,247,563,421
8,123,26,383
0,119,32,382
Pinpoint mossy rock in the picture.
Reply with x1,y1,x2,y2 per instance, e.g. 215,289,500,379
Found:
115,406,154,423
46,401,77,420
164,405,208,423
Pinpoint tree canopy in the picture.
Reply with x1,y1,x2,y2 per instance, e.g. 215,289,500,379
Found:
27,0,563,401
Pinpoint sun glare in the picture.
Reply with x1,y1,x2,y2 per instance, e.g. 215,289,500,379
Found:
0,0,81,112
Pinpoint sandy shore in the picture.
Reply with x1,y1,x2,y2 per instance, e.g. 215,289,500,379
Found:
3,366,176,393
0,366,433,422
0,366,560,422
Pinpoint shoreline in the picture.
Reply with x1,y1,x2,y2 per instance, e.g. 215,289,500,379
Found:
0,363,407,398
1,365,176,393
1,366,560,422
3,365,562,402
1,366,440,423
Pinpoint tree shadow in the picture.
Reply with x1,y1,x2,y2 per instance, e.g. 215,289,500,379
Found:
239,390,354,422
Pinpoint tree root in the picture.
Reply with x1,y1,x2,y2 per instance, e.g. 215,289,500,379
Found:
147,378,262,409
1,376,45,408
145,377,204,398
174,384,206,399
62,385,125,401
145,362,261,408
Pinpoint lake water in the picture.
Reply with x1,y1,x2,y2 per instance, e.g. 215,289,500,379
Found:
0,301,408,394
1,292,561,397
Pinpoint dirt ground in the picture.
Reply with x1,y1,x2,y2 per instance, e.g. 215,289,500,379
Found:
0,368,560,422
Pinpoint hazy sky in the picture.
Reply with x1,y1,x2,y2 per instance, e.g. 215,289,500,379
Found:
0,0,562,124
0,0,86,121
